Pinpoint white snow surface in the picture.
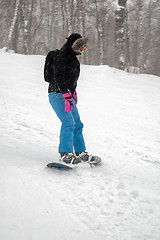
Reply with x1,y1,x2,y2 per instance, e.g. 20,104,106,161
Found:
0,52,160,240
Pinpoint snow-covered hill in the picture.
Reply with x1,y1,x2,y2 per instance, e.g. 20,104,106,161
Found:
0,52,160,240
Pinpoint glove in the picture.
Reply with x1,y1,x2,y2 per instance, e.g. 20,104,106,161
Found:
63,92,73,112
73,90,77,104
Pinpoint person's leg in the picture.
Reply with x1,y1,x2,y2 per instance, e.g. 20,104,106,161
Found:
72,100,86,153
48,92,75,153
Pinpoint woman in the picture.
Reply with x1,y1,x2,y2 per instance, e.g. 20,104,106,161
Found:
45,33,92,165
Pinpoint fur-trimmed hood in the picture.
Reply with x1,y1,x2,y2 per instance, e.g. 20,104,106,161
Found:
72,38,88,51
61,33,88,55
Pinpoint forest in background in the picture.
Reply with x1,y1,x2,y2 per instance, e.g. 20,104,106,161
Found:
0,0,160,76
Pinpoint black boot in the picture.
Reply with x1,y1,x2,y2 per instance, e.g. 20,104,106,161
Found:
60,153,81,165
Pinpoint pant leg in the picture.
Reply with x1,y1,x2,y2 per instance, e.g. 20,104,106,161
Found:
72,99,86,153
48,92,75,153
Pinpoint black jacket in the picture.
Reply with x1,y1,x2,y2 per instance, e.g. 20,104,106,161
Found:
47,33,82,94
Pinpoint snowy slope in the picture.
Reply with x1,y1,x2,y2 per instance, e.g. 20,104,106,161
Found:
0,52,160,240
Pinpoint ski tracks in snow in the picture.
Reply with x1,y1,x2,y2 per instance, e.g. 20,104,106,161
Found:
30,159,160,240
1,161,160,240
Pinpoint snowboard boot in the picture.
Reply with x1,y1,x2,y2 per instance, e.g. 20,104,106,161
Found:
76,151,102,165
59,153,81,165
76,151,92,162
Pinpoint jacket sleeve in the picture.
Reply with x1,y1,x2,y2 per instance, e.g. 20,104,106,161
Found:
44,51,54,82
53,52,69,94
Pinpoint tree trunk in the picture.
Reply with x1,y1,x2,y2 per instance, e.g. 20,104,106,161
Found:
137,0,145,73
7,0,20,51
79,0,87,64
115,0,127,70
125,6,130,67
95,0,104,65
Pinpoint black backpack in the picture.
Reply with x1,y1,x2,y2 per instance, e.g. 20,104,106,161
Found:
44,50,60,83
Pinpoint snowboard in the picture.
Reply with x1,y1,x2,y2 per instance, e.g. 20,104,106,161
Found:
47,156,102,170
47,162,73,170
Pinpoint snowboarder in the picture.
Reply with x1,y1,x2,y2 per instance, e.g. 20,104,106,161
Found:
44,33,94,165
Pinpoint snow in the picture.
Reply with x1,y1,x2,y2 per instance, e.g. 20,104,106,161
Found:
0,51,160,240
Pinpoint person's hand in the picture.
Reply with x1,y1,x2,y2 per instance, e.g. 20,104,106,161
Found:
63,92,73,112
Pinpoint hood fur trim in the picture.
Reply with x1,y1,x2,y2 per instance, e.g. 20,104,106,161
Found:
72,38,88,51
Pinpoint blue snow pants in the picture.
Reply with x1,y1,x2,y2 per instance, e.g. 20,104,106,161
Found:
48,92,86,153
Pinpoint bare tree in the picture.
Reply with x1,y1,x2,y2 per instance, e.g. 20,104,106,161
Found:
94,0,104,65
6,0,20,51
137,0,145,73
115,0,127,70
19,0,35,54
